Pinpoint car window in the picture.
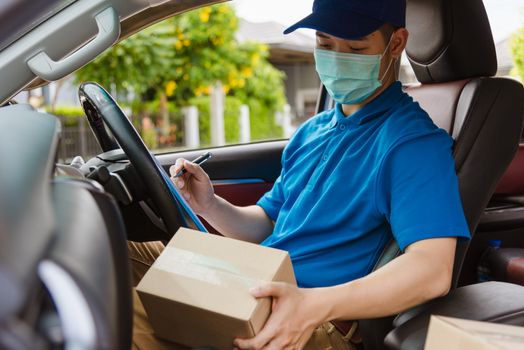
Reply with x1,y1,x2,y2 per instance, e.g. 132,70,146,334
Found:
0,0,77,53
13,0,524,163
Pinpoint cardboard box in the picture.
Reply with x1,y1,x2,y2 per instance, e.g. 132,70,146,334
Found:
136,228,296,349
424,316,524,350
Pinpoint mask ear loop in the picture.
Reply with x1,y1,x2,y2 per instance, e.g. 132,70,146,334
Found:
379,33,397,83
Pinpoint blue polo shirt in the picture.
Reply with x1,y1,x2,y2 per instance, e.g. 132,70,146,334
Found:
257,82,470,288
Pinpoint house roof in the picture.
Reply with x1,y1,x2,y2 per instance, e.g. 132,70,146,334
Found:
237,19,315,64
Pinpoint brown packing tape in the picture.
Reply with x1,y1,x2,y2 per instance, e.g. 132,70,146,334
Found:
135,229,297,347
153,246,265,291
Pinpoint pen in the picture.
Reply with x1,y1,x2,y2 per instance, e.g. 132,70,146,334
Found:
173,152,213,178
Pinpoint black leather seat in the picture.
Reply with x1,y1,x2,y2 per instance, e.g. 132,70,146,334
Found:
488,248,524,286
399,0,523,290
0,105,60,348
0,105,133,349
359,0,524,349
384,282,524,349
44,178,133,350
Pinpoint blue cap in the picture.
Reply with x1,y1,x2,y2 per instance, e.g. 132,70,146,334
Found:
284,0,406,40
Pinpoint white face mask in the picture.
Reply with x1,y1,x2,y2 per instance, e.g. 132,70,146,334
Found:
314,37,395,105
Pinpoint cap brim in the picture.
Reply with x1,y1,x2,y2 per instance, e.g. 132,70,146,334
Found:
284,10,384,40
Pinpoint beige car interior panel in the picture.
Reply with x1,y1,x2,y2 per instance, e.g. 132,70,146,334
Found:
26,7,120,82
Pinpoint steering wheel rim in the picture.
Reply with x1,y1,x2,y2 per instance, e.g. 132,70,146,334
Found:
78,82,206,239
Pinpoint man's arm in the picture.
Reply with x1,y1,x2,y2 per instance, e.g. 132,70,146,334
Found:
234,237,456,349
170,159,274,243
204,196,274,243
320,237,455,319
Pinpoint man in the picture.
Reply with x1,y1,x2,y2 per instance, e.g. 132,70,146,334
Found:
129,0,470,349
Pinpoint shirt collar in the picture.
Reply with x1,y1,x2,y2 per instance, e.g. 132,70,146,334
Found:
331,81,405,127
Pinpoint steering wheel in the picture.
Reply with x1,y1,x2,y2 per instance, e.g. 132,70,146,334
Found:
78,82,206,239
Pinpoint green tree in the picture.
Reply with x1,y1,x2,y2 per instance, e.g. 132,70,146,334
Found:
75,4,286,145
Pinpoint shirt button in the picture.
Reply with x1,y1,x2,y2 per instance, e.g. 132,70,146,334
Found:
322,155,328,161
339,124,346,131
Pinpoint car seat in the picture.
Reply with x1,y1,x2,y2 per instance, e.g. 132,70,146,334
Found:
487,248,524,286
357,0,524,349
44,178,133,350
0,105,60,348
0,104,133,349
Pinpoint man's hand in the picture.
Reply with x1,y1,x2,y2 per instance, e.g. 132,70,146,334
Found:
234,283,326,350
169,159,274,242
169,158,216,216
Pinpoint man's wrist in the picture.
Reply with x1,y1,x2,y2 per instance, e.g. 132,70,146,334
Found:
312,283,356,323
199,194,222,221
309,287,339,324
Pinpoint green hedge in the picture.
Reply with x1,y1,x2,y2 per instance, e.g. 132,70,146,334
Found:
189,96,241,145
45,106,84,126
246,99,283,141
188,96,282,145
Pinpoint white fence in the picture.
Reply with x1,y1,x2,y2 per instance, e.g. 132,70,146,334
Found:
181,82,293,148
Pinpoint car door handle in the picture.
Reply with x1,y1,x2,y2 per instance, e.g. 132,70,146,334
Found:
27,7,120,81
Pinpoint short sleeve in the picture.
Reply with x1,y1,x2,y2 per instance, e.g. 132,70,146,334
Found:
376,132,471,251
257,174,285,221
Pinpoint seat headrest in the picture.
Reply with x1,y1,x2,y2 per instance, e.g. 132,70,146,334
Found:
406,0,497,83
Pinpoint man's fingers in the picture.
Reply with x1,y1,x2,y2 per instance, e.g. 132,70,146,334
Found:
169,158,186,177
295,331,313,350
182,159,208,181
169,157,209,184
263,340,291,350
250,282,286,298
169,159,186,190
234,320,277,349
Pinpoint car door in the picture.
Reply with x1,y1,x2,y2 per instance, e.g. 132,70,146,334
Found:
158,141,286,217
155,141,285,235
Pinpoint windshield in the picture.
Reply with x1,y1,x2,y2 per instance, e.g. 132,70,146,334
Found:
0,0,76,52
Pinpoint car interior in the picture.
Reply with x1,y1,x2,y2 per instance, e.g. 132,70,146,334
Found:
1,0,524,349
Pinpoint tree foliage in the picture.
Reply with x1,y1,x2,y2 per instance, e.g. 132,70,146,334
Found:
75,4,286,145
511,27,524,80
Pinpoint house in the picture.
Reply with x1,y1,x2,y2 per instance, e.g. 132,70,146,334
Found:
237,19,320,123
